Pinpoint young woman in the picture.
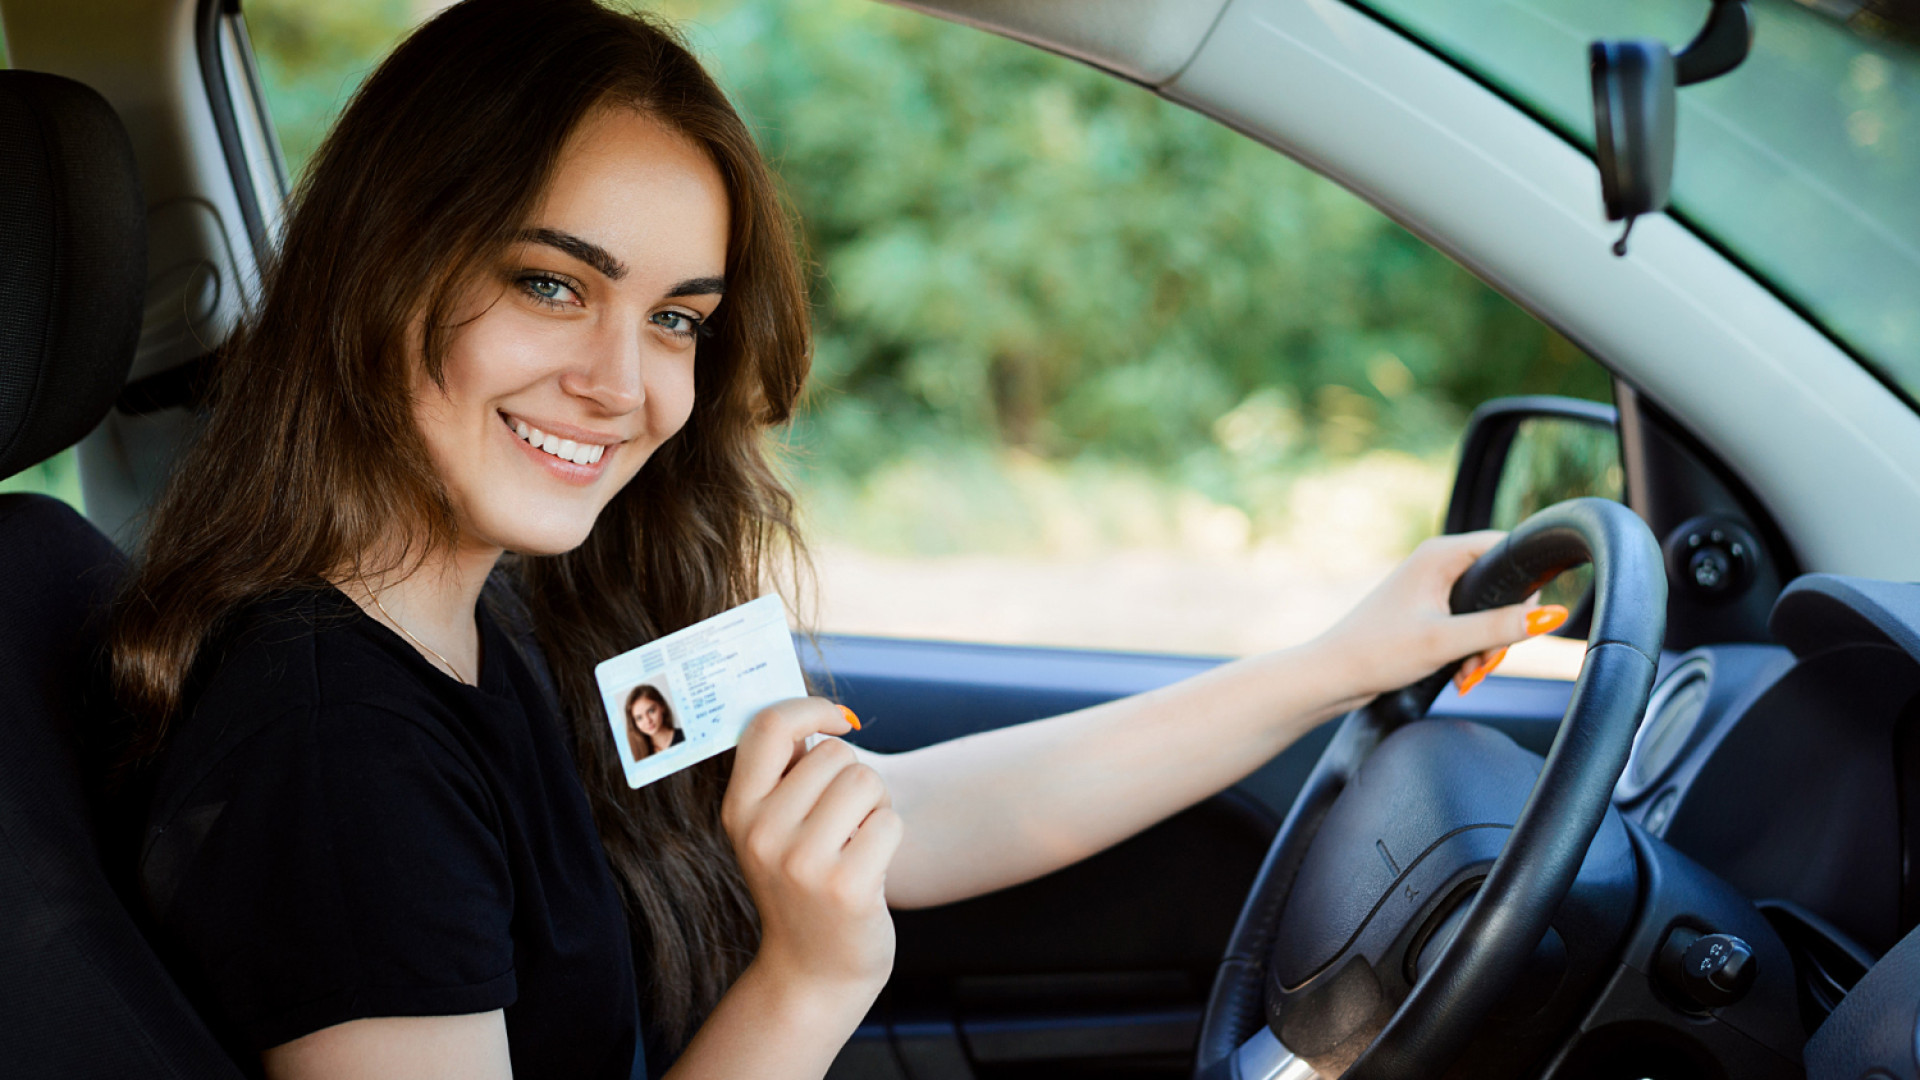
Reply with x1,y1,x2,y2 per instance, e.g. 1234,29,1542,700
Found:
627,684,683,760
110,2,1561,1078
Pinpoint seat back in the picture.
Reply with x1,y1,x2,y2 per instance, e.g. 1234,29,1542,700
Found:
0,70,243,1079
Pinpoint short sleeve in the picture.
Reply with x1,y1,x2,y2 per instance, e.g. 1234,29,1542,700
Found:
151,701,518,1051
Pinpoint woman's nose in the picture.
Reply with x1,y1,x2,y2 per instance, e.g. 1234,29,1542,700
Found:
560,319,646,414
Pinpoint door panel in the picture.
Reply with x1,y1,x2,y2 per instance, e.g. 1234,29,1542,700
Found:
806,635,1574,1078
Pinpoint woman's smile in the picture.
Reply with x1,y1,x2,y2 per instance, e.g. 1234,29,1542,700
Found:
499,409,619,484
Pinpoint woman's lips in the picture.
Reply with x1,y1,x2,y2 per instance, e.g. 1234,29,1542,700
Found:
500,410,615,483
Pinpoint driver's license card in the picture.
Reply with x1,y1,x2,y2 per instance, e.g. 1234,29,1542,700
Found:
593,594,807,789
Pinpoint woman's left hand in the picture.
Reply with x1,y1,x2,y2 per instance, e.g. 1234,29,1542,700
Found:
1312,530,1568,703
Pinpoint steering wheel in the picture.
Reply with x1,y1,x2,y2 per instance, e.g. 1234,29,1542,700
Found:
1193,498,1665,1079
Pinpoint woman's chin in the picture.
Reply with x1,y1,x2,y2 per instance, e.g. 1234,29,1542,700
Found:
483,516,600,559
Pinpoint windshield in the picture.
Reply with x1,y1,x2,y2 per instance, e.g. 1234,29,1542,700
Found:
1360,0,1920,406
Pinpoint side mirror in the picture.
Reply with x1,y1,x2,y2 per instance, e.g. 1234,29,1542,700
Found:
1589,0,1753,254
1445,396,1622,535
1446,396,1623,625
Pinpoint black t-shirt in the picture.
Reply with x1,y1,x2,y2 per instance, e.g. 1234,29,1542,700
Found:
138,585,645,1079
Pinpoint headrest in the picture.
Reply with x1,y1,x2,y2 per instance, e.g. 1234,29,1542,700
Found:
0,70,145,482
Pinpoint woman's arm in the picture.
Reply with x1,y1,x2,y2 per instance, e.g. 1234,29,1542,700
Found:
263,1012,511,1080
870,532,1556,910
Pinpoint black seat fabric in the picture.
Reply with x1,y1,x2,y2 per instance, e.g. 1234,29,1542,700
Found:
0,70,243,1077
0,496,240,1078
0,71,145,479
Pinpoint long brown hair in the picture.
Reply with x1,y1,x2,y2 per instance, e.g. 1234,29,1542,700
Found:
108,0,810,1051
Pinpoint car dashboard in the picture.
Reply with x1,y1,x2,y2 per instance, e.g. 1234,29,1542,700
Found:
1611,573,1920,1040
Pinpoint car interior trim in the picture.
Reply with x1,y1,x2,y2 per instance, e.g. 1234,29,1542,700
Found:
875,0,1232,87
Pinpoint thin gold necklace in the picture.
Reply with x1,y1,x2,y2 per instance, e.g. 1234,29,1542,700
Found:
362,581,470,685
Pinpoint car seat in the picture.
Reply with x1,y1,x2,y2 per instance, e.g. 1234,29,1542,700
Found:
0,69,244,1079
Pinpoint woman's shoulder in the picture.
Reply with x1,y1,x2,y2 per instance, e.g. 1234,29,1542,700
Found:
201,583,449,706
184,588,422,724
146,586,479,824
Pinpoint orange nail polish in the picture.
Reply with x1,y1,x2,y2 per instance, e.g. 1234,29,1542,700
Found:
1525,605,1570,637
1456,647,1508,696
839,705,861,731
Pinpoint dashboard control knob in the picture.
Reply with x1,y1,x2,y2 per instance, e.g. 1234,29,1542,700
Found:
1659,927,1757,1009
1689,547,1732,591
1663,516,1759,603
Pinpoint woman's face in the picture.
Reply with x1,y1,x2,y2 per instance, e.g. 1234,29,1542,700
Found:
414,106,730,557
629,696,664,736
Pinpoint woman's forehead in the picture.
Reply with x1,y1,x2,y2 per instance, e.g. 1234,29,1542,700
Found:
527,107,728,289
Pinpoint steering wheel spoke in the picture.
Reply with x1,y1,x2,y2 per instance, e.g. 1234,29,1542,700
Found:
1232,1027,1320,1080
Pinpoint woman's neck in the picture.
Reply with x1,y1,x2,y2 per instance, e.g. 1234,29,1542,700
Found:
336,538,502,685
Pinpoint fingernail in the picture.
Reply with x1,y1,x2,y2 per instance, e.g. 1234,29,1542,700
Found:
839,705,861,731
1456,647,1508,696
1526,605,1569,637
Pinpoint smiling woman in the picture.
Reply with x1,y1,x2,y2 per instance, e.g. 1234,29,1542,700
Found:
106,2,877,1077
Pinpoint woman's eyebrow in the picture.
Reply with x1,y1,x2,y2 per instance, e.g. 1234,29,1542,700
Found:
519,227,627,280
666,276,725,298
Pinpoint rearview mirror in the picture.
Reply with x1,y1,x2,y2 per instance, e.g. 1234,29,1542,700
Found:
1589,0,1753,255
1590,41,1676,243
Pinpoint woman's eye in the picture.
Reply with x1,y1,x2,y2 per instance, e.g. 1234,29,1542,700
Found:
518,274,581,308
651,310,708,340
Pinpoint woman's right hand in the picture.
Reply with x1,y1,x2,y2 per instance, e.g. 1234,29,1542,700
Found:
722,698,903,998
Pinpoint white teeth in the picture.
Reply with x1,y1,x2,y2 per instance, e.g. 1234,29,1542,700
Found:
509,415,607,466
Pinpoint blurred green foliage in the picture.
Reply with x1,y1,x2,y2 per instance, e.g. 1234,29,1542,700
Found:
245,0,420,171
247,1,1606,447
664,1,1609,478
238,0,1609,554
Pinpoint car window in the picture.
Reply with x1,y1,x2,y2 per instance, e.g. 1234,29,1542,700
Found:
1363,0,1920,408
251,1,1620,663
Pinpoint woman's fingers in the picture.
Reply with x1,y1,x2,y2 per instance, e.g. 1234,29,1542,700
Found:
723,698,854,820
790,760,892,855
1449,602,1572,693
1455,601,1570,656
1444,601,1537,657
838,806,905,893
751,737,869,839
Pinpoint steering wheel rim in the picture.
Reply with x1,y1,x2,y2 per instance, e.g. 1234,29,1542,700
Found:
1193,497,1665,1079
